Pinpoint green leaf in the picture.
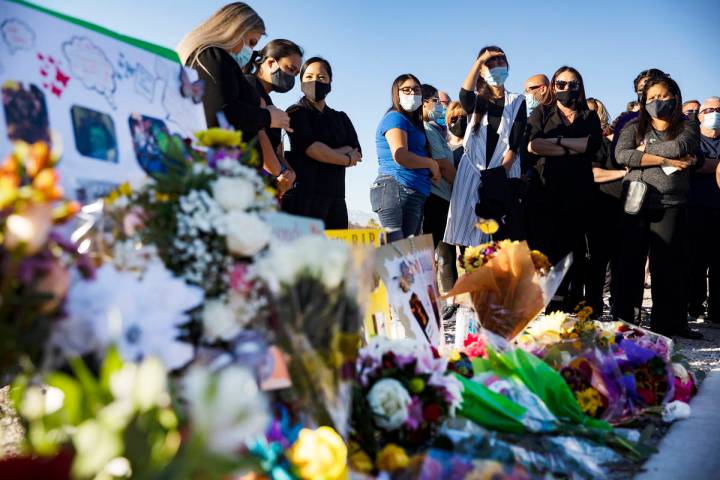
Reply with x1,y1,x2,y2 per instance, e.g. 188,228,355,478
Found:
455,374,528,433
46,371,83,426
100,346,124,393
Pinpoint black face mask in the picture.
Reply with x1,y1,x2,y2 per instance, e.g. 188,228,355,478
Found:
269,64,295,93
301,80,332,102
645,98,676,120
449,115,468,138
556,89,580,108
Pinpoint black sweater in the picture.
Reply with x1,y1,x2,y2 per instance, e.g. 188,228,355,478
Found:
187,47,271,141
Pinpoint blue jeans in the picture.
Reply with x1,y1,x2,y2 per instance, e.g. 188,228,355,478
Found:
370,175,426,242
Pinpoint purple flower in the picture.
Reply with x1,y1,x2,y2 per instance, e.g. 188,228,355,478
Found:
405,396,425,431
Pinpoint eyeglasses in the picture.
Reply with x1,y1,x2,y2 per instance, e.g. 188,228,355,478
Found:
700,107,720,115
554,80,580,91
525,84,544,93
399,86,421,95
424,97,440,104
684,109,699,115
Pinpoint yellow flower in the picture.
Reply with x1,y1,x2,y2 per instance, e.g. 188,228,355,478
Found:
348,449,373,474
475,218,499,235
375,444,409,472
449,349,462,362
575,388,603,417
194,128,243,148
288,427,348,480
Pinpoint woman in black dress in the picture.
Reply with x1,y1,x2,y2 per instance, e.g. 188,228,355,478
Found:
282,57,362,228
526,66,603,311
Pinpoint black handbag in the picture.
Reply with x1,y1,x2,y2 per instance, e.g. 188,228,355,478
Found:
475,166,511,220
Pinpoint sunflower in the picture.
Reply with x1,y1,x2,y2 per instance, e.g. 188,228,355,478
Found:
575,387,603,417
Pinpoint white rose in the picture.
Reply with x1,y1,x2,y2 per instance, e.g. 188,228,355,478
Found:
203,299,241,341
212,176,255,212
367,378,411,430
225,211,270,257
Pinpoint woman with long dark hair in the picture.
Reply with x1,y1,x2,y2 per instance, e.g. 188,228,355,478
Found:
526,66,603,311
282,57,362,228
445,46,527,247
614,76,702,339
243,39,303,193
370,74,440,241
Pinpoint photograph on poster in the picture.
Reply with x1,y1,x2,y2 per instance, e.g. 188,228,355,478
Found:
375,235,443,346
2,80,50,143
128,113,170,174
71,105,117,162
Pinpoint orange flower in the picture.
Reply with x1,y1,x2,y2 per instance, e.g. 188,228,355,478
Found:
26,142,51,177
32,168,63,202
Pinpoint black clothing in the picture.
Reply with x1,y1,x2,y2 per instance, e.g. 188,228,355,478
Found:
450,144,465,169
614,205,689,334
687,206,720,320
245,74,282,153
687,134,720,320
285,100,360,198
525,106,603,309
459,88,527,163
592,137,625,199
688,135,720,208
281,192,348,229
526,105,604,205
282,100,360,228
586,136,626,314
187,47,270,141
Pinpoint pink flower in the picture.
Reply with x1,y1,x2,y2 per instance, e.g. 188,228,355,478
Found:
463,333,487,359
230,263,253,294
122,206,146,236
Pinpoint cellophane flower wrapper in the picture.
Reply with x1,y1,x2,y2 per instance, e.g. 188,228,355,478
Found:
444,241,570,339
262,240,373,438
540,342,632,423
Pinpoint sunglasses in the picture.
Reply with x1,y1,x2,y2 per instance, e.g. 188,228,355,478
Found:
554,80,580,91
424,97,440,104
399,86,421,95
684,109,699,115
700,107,720,115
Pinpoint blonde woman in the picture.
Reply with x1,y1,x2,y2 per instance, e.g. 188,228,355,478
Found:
177,3,289,184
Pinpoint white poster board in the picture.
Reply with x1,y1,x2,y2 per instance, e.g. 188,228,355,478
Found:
0,0,207,201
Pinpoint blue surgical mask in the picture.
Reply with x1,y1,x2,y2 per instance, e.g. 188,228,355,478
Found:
429,105,446,125
484,66,509,87
525,93,540,116
702,112,720,130
231,45,253,68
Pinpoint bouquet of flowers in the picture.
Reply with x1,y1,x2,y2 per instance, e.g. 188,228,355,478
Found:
0,141,92,380
351,336,463,466
73,128,277,358
444,239,566,339
252,235,366,435
6,348,273,480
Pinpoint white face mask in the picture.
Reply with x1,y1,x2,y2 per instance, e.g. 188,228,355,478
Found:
399,93,422,112
702,112,720,130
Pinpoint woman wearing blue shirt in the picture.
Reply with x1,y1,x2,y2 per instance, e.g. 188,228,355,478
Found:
370,74,440,241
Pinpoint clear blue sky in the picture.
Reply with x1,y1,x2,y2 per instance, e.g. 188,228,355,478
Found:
33,0,720,213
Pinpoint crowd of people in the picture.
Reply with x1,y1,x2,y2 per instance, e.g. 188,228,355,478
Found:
177,3,720,340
